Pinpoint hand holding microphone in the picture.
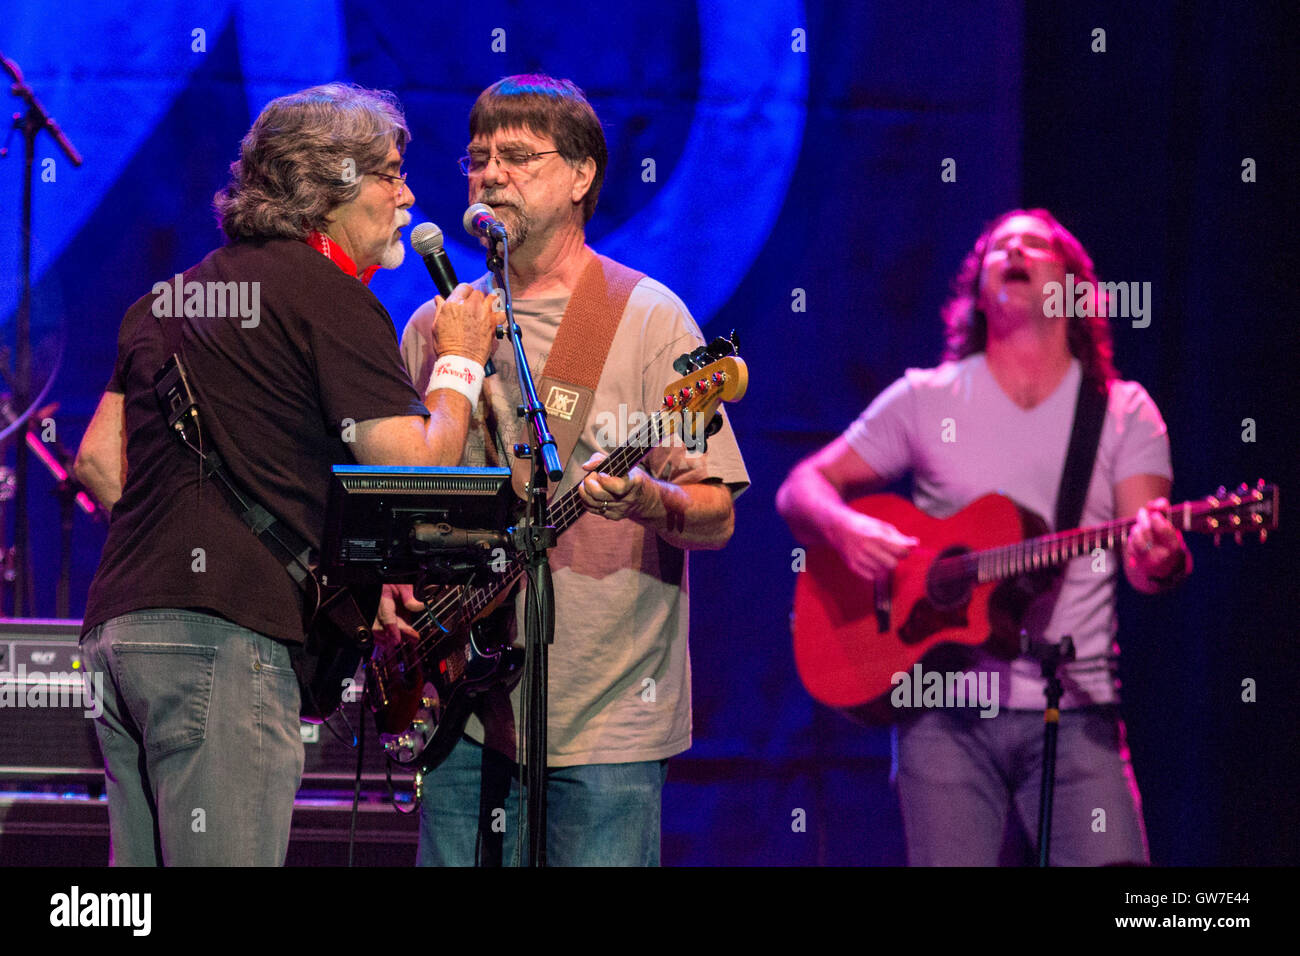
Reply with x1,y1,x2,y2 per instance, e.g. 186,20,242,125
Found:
411,222,498,375
426,284,498,369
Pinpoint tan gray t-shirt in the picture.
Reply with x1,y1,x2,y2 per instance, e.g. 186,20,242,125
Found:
400,267,749,765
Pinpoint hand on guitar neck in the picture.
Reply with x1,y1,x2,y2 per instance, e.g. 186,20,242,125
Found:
1122,495,1192,592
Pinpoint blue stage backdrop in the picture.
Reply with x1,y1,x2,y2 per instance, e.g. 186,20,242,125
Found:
1,0,1294,865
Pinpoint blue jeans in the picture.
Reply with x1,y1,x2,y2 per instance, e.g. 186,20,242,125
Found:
80,610,304,866
893,706,1149,866
417,736,669,866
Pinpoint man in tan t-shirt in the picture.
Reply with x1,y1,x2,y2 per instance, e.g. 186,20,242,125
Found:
398,74,749,866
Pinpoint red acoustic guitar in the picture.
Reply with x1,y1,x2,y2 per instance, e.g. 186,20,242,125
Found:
792,482,1279,723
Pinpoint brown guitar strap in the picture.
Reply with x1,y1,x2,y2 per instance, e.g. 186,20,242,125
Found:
509,252,645,498
1054,374,1110,533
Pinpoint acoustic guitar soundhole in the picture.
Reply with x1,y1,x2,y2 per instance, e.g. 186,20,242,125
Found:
925,545,976,610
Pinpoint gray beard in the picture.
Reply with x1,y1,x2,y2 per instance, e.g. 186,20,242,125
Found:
504,210,530,249
379,237,406,270
480,200,531,250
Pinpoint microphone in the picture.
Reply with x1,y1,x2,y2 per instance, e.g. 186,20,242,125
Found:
410,221,496,376
409,521,508,554
410,222,459,298
463,203,508,242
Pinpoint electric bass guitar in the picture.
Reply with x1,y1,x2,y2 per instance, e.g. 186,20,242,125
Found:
792,482,1279,724
368,341,748,773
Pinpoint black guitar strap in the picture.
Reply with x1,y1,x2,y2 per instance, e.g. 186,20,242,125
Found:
152,312,371,719
1054,373,1110,533
153,312,316,593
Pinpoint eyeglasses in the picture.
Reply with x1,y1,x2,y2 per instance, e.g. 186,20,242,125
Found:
986,240,1059,261
369,170,409,194
458,148,560,176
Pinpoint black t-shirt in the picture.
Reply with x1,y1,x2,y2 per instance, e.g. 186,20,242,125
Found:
83,239,429,644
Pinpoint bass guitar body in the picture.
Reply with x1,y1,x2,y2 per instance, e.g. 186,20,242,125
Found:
368,605,524,770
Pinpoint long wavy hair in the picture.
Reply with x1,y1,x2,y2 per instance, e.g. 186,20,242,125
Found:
214,84,410,241
941,208,1119,382
469,74,607,222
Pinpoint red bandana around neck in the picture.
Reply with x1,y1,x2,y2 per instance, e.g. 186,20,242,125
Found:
306,231,380,285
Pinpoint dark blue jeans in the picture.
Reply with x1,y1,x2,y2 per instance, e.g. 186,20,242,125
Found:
417,735,669,866
80,610,304,866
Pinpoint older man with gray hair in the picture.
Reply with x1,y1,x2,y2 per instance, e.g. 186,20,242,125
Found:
74,84,497,866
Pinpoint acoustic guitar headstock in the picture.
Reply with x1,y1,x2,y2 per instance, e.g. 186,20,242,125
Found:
1183,480,1279,545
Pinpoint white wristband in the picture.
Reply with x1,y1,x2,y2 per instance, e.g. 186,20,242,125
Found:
426,355,485,408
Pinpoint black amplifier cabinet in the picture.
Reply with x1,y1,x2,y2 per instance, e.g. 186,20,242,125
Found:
0,618,100,774
0,793,418,866
0,618,396,784
0,621,416,865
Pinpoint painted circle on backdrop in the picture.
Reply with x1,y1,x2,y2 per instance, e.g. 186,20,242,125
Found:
440,0,808,326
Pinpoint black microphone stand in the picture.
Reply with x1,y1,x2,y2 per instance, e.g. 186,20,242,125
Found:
1021,631,1075,867
2,52,83,616
484,233,562,867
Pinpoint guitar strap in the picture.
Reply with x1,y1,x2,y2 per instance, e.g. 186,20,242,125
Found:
153,312,317,586
152,311,371,713
503,253,645,499
1054,373,1110,533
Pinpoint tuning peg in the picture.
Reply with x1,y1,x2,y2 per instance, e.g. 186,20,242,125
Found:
1260,528,1268,543
1217,485,1227,498
662,394,677,410
705,330,740,356
705,336,734,360
1238,482,1249,494
1234,531,1243,545
1214,533,1221,547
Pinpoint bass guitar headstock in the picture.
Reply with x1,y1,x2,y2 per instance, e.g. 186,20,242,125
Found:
662,333,747,451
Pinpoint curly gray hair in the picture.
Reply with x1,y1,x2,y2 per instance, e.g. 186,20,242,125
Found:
214,83,410,241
